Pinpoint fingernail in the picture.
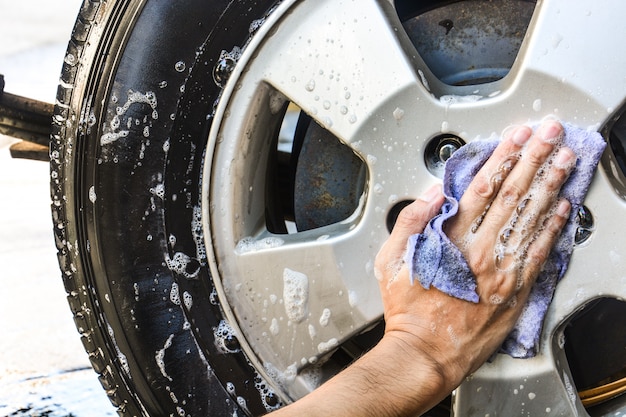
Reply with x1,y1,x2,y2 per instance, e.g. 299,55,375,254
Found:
419,184,442,202
556,200,571,217
538,121,563,144
554,148,577,170
511,126,532,146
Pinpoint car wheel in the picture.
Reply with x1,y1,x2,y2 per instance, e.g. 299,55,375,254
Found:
52,0,626,415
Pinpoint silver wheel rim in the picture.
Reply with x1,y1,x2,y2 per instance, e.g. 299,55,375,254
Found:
202,0,626,414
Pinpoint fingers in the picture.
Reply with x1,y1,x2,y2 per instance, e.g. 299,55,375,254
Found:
522,198,571,283
456,125,532,224
481,121,567,233
446,120,575,305
383,184,444,254
456,121,573,241
391,185,445,240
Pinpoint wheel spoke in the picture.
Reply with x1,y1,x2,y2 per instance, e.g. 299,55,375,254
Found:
214,219,385,396
509,0,626,124
258,0,426,149
454,353,586,416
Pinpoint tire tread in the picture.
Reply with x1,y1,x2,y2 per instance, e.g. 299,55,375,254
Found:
50,0,138,414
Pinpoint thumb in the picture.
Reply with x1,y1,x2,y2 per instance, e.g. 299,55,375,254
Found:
383,184,445,257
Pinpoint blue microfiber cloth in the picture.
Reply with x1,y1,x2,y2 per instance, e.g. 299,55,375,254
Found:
405,123,606,358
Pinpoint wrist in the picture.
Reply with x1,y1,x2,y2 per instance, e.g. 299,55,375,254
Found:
350,332,456,416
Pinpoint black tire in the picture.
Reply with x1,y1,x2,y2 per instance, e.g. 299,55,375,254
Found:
51,0,283,415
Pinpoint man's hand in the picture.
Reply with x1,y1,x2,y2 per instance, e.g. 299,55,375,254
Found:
375,120,574,396
271,120,574,417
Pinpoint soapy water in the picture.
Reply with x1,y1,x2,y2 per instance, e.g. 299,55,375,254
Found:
156,334,175,381
165,251,200,279
107,323,131,379
263,362,297,392
214,320,241,354
191,205,207,263
562,371,578,407
213,46,242,88
317,338,338,354
463,142,575,276
100,90,159,146
235,236,285,254
283,268,309,324
269,318,280,336
318,308,331,327
170,282,181,306
254,370,282,412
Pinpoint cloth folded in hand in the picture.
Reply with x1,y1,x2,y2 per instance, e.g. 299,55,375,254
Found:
405,123,606,358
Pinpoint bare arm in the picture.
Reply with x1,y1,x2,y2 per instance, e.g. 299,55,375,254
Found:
269,120,573,417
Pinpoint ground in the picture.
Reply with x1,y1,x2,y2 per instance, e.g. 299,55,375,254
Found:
0,0,116,415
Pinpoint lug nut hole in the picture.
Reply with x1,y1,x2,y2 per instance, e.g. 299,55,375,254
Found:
425,134,465,177
575,205,594,245
386,200,414,233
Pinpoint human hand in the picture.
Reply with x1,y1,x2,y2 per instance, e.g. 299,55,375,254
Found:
375,120,575,396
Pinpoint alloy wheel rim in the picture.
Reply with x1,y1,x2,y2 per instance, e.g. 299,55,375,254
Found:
202,0,626,413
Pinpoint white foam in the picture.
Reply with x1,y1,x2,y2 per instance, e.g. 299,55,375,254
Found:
170,282,181,306
183,291,192,310
235,236,284,254
319,308,331,327
99,90,158,146
88,186,96,203
107,324,131,379
164,252,199,279
254,370,282,412
213,320,240,354
317,338,338,353
155,334,175,381
269,318,280,336
283,268,309,323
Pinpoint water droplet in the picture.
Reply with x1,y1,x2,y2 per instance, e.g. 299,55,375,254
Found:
516,198,530,215
532,99,542,112
499,228,513,244
88,186,97,203
269,318,280,336
213,57,235,88
174,61,186,72
305,79,316,92
213,47,242,88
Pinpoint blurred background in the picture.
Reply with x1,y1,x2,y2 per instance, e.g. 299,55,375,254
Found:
0,0,116,415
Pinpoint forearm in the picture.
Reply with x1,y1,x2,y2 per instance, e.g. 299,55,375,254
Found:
268,335,452,417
